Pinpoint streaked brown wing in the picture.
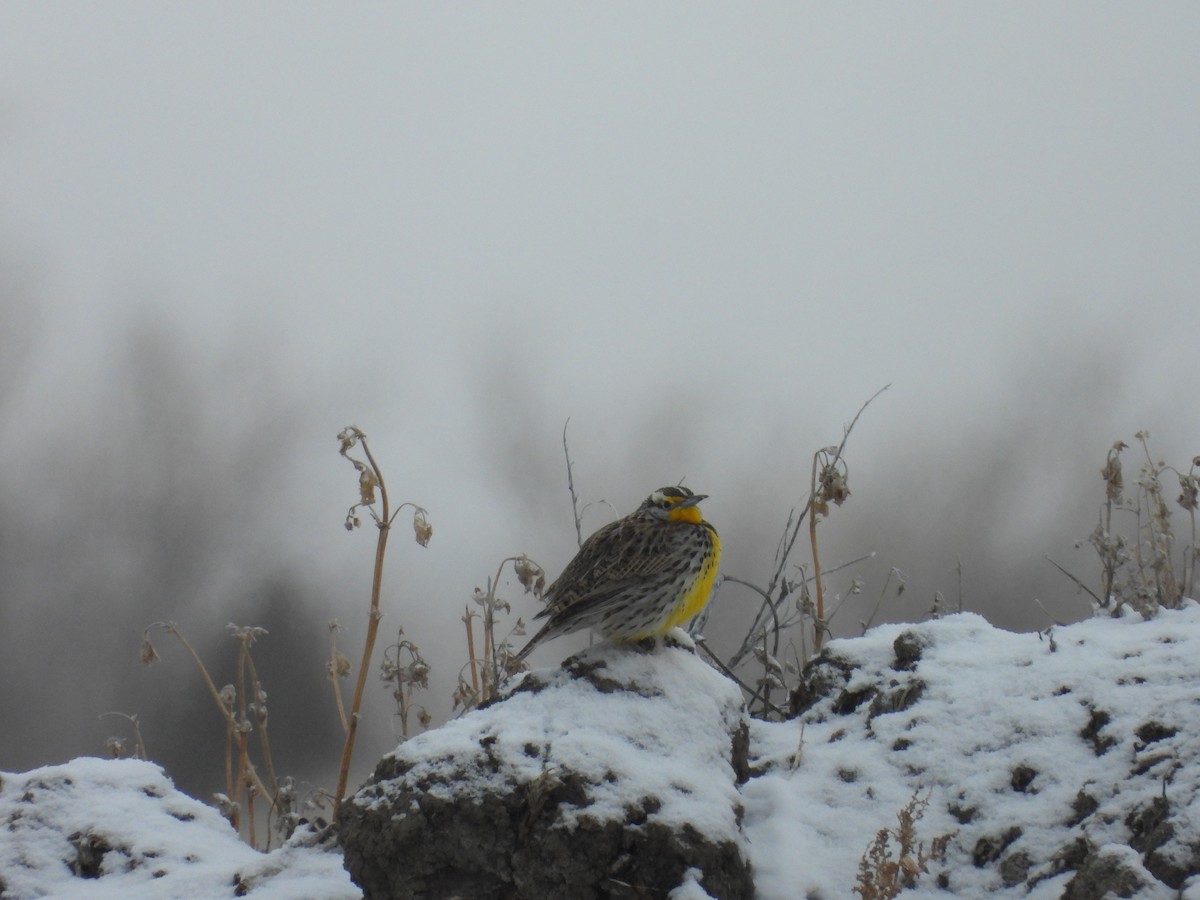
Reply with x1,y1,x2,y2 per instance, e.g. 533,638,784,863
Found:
536,517,687,620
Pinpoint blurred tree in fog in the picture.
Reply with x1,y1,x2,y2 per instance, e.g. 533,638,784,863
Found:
0,278,335,799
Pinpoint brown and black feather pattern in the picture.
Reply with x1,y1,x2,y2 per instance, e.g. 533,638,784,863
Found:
515,488,719,661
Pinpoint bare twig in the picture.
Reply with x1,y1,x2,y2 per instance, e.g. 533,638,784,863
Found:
99,712,148,760
809,449,827,651
722,387,888,712
1032,596,1069,628
563,418,584,549
811,384,890,650
728,553,874,671
955,555,964,613
141,623,273,829
464,607,481,697
327,622,350,735
860,566,904,634
1046,555,1105,606
240,639,279,801
694,638,788,719
465,555,542,704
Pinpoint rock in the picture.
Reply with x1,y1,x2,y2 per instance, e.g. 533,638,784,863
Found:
788,652,863,718
1062,844,1166,899
891,630,929,671
972,826,1022,867
340,641,753,899
0,758,356,899
865,679,925,719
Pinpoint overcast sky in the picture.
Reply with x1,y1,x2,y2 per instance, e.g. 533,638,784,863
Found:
1,4,1197,792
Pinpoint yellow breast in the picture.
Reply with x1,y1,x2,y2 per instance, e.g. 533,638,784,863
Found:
663,529,722,631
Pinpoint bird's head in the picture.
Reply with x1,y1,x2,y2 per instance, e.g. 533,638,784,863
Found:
637,486,708,524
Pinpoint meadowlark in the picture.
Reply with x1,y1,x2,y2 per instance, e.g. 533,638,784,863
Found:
514,486,721,662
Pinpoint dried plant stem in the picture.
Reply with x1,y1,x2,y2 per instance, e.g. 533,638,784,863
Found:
330,426,430,817
1044,556,1104,606
242,650,279,799
1186,505,1197,600
809,449,827,652
236,652,251,842
153,624,269,798
718,387,887,718
483,577,495,679
244,780,256,850
224,700,234,810
464,607,481,696
156,624,235,735
563,418,584,549
328,629,349,735
1182,457,1198,599
98,712,148,760
145,623,273,826
694,639,787,719
723,575,781,654
483,567,509,692
809,387,888,650
333,439,392,820
480,560,512,702
728,553,872,671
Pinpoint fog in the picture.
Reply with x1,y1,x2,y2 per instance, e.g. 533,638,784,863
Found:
1,4,1196,806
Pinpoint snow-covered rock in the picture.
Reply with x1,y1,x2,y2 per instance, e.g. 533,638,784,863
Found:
0,757,357,899
339,638,753,899
748,605,1200,899
6,604,1200,898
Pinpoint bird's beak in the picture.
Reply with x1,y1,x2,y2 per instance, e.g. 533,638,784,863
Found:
677,493,708,508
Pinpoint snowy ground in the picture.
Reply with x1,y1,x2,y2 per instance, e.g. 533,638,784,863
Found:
0,758,356,899
746,604,1200,899
3,603,1199,898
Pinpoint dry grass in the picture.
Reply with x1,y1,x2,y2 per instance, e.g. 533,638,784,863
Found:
139,621,291,848
704,386,890,719
1054,432,1198,617
853,790,953,899
135,426,431,845
455,554,543,711
331,426,430,819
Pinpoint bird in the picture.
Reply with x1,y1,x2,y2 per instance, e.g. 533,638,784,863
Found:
514,485,721,663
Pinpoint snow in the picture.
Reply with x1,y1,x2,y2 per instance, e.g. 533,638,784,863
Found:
669,867,718,899
370,636,748,844
745,605,1200,899
4,604,1200,897
0,757,357,899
